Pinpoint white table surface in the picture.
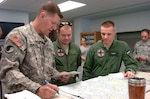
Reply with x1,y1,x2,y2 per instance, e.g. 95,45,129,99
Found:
136,72,150,99
52,71,150,99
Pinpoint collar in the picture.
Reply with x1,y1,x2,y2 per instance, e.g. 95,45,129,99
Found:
29,22,48,43
99,40,116,50
55,39,72,49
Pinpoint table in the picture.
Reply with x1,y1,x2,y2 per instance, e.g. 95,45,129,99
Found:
136,72,150,99
52,71,150,99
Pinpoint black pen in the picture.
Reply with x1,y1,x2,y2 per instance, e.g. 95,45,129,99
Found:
60,89,84,99
45,80,60,94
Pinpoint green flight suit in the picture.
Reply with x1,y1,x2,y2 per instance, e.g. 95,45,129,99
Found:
83,40,138,80
53,39,81,85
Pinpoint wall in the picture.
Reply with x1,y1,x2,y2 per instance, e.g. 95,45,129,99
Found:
91,10,150,32
73,10,150,45
0,9,29,24
73,18,91,45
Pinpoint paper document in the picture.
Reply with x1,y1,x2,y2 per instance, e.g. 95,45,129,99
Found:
4,90,41,99
108,72,124,79
52,71,80,79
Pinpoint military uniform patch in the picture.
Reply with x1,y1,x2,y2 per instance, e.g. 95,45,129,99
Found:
97,49,105,57
11,35,24,47
126,49,130,54
5,45,15,53
57,49,64,57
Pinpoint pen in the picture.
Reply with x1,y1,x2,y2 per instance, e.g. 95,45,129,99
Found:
60,89,84,99
45,80,60,94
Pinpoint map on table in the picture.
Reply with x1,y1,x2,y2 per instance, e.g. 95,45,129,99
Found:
59,72,150,99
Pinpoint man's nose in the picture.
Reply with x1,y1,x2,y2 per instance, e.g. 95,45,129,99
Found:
52,24,57,30
104,35,108,39
65,36,69,39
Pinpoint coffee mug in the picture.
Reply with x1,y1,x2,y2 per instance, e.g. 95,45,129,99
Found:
128,77,146,99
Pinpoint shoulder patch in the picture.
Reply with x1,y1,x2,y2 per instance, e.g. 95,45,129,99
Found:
10,35,24,47
126,49,130,54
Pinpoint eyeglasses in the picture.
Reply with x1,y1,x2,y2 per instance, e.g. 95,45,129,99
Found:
58,21,73,28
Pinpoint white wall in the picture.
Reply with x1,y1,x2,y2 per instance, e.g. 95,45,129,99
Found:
73,10,150,45
0,9,29,24
91,10,150,32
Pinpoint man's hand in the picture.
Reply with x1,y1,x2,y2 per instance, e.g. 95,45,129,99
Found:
124,71,135,78
136,56,148,61
36,84,59,99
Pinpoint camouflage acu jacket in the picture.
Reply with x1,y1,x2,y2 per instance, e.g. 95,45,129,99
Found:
0,23,59,93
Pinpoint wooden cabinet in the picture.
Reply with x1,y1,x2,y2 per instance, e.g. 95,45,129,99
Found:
80,31,101,45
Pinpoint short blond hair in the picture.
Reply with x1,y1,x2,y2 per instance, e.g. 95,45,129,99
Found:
101,20,115,28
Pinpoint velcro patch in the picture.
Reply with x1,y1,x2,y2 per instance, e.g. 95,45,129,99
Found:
126,50,130,54
11,35,24,47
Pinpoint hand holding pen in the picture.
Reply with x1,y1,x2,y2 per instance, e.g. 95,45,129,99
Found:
36,80,59,99
45,80,60,94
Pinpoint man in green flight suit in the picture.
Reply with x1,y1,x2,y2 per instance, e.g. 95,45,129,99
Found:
83,20,138,80
53,20,81,85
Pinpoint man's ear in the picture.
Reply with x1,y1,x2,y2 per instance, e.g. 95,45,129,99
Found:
39,11,46,19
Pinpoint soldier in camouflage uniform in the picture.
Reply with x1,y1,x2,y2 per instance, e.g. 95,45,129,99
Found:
133,29,150,72
0,1,70,99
